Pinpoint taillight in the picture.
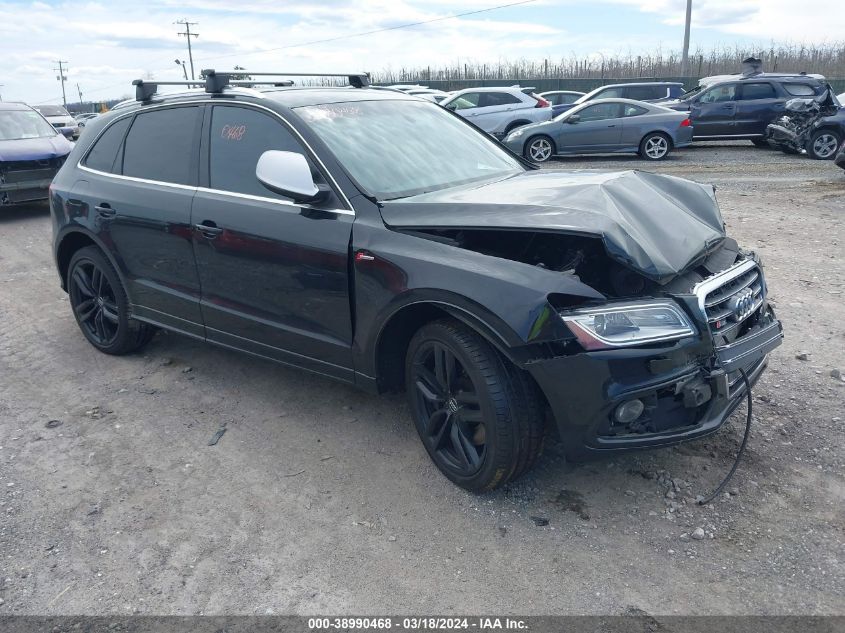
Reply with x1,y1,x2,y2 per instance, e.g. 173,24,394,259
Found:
535,97,550,108
680,118,691,127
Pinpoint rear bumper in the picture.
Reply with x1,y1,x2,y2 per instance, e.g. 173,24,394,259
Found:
525,307,782,458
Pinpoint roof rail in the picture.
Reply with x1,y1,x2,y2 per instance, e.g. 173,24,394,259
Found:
132,68,370,101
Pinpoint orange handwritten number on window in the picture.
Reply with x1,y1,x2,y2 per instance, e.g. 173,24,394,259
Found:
220,124,246,141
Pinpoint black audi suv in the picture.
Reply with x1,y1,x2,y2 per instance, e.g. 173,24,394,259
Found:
49,71,783,492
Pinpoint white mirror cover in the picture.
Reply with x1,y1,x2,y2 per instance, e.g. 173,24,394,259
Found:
255,150,319,200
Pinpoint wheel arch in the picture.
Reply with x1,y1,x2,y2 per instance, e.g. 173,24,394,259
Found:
642,129,674,148
55,228,121,292
524,133,557,158
371,296,524,393
504,119,532,134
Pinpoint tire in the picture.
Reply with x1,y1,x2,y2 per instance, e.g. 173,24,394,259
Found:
405,319,545,492
524,135,555,163
751,139,770,148
67,246,156,355
638,132,671,160
807,129,841,160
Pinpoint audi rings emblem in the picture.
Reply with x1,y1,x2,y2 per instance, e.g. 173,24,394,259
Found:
727,287,755,321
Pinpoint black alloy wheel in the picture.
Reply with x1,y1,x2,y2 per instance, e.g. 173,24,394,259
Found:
67,246,156,354
405,319,545,492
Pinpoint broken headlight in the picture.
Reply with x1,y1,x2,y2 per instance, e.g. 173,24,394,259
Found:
559,301,696,350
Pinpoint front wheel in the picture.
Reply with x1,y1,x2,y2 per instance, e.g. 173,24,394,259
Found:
808,130,841,160
68,246,156,355
405,319,545,492
524,135,555,163
639,132,671,160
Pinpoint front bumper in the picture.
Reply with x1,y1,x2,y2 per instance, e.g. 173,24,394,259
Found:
526,305,782,459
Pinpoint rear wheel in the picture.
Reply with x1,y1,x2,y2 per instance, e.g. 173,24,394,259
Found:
405,319,544,492
639,132,671,160
524,135,555,163
68,246,156,355
808,130,841,160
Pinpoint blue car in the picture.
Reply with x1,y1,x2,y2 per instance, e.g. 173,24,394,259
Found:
0,102,74,207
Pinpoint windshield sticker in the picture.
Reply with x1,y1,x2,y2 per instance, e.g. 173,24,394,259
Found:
299,104,363,122
220,124,246,141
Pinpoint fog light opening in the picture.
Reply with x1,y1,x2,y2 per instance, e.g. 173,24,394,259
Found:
614,399,645,425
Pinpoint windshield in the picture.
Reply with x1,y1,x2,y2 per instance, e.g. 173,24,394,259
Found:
0,109,59,141
296,100,524,200
34,105,70,117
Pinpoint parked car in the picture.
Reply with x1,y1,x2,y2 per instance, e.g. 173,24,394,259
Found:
663,74,833,147
0,102,74,207
504,98,692,162
539,90,585,115
552,82,686,115
440,86,552,137
50,73,782,492
32,104,80,140
765,89,845,159
405,88,450,103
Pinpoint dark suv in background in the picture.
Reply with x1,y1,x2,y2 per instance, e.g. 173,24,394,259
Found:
49,71,782,492
665,73,842,153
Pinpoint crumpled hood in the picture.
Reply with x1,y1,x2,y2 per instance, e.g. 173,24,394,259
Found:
380,170,726,283
0,135,73,162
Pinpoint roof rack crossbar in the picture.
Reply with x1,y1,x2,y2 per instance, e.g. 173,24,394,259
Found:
133,68,371,101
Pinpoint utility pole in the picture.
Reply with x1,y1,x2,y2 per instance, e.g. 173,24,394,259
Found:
0,84,4,101
680,0,692,78
175,59,188,80
54,60,69,109
76,83,84,109
175,19,199,81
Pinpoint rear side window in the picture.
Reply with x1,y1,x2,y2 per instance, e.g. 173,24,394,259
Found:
209,105,309,200
627,86,664,101
783,83,818,96
122,107,199,185
479,92,522,107
624,104,649,117
84,117,130,174
740,83,776,100
594,87,624,99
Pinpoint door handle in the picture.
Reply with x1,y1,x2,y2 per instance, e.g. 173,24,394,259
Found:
607,124,616,128
195,221,223,239
94,203,115,217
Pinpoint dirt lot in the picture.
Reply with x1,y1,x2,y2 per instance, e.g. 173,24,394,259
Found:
1,143,843,616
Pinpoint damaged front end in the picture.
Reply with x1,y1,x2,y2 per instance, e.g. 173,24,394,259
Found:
379,169,782,456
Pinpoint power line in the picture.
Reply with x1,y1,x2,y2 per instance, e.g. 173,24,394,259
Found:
197,0,540,63
175,19,199,80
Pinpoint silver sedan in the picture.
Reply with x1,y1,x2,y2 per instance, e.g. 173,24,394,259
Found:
503,98,693,162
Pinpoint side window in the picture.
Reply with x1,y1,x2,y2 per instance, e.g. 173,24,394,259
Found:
479,92,522,107
783,83,817,97
452,93,481,110
623,104,649,117
83,117,130,174
122,107,199,185
739,83,776,100
699,84,737,103
595,87,624,99
577,103,622,121
209,105,312,200
627,86,662,101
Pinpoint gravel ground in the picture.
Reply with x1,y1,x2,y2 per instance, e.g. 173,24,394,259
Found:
0,142,843,616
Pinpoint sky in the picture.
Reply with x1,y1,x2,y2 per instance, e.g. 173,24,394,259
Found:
1,0,843,105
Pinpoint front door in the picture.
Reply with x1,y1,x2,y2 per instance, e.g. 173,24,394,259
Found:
190,104,354,380
557,102,623,152
689,83,739,137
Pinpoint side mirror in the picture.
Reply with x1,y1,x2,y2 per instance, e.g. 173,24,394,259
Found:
444,103,457,111
567,114,581,124
256,150,328,204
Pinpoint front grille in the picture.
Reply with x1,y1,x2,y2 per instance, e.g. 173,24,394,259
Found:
694,259,765,344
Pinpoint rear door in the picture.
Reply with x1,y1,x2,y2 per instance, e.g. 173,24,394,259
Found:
734,81,781,136
77,105,205,337
190,103,354,379
557,102,624,152
688,83,739,137
475,92,526,132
